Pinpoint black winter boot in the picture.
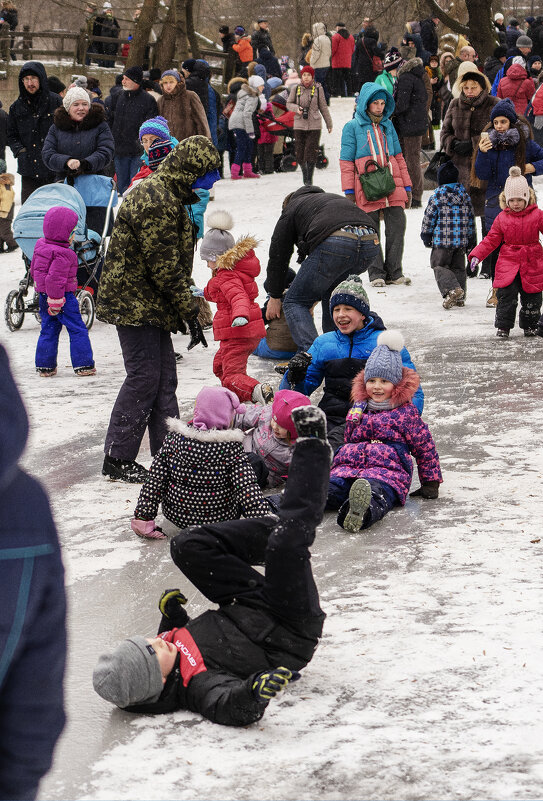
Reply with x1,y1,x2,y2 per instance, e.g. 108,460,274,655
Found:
306,163,315,186
300,163,308,185
291,406,327,440
102,455,149,483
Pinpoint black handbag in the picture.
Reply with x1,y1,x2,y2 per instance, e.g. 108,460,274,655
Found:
356,159,396,201
424,150,450,184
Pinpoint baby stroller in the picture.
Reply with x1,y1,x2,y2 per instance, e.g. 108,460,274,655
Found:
257,111,329,173
4,177,117,332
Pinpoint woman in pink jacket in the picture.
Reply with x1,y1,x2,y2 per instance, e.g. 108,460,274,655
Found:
198,210,270,404
468,166,543,338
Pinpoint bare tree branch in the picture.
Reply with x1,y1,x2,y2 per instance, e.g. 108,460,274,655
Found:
425,0,469,34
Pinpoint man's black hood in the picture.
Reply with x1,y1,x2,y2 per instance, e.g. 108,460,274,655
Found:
338,28,350,39
18,60,48,101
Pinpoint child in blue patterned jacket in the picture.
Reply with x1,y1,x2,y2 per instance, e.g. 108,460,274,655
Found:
421,160,475,309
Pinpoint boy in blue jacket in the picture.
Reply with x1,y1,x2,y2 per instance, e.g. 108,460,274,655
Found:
279,275,423,450
421,160,475,309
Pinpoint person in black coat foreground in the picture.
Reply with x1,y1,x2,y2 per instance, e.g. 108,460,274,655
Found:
93,406,331,726
0,343,67,801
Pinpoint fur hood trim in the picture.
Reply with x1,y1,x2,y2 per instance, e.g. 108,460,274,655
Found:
53,102,106,131
167,418,245,442
499,187,537,209
227,77,248,94
0,173,15,185
397,57,423,76
351,366,421,405
238,84,260,99
216,235,260,271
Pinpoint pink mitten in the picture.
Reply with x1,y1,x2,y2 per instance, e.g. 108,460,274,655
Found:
131,518,167,540
47,297,65,316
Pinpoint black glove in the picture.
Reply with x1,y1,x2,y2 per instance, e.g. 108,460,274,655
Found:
286,351,312,385
420,232,433,248
452,139,473,157
158,588,189,627
187,317,208,350
410,480,440,499
252,666,301,701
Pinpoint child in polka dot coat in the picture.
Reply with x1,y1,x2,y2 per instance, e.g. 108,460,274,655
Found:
131,386,272,539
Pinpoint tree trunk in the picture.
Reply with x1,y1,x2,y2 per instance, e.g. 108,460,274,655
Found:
153,1,176,69
425,0,495,61
185,0,200,59
126,0,160,67
174,0,189,63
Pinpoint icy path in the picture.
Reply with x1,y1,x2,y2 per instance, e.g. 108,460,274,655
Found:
1,98,542,800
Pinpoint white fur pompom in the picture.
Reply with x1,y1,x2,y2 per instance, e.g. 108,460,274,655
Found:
509,166,522,178
206,209,234,231
376,329,404,352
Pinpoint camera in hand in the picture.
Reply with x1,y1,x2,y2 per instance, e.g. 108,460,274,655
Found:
302,107,309,120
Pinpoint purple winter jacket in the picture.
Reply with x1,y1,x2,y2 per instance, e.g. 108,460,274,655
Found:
331,368,442,503
30,206,79,298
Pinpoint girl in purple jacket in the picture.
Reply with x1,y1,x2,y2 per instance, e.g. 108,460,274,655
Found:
30,205,95,376
327,330,442,532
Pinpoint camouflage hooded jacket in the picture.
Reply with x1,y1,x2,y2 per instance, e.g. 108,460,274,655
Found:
96,136,220,332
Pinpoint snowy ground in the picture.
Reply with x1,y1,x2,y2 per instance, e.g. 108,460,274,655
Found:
2,98,543,800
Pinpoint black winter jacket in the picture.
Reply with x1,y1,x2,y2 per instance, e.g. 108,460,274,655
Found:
108,86,158,157
393,58,429,137
251,26,275,56
41,103,114,179
0,344,66,800
352,29,381,87
0,106,7,161
266,186,376,298
419,17,438,56
126,559,323,725
258,47,282,78
7,61,62,179
185,65,209,113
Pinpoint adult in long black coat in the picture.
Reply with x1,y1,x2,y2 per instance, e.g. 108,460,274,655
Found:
351,28,382,92
393,56,429,208
7,61,62,203
419,16,439,58
0,343,67,801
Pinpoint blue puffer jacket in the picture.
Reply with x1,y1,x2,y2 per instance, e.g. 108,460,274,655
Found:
280,314,424,420
0,344,66,801
42,103,114,179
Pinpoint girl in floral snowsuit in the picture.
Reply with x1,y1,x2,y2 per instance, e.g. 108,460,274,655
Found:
327,330,442,532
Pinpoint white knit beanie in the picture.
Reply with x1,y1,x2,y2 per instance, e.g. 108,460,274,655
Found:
504,166,530,205
63,86,91,112
248,75,265,89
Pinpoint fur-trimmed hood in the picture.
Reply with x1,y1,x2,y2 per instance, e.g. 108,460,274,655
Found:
52,102,106,131
397,57,424,76
226,77,248,95
351,366,421,406
0,173,15,186
167,418,245,443
452,61,492,98
215,235,260,271
499,191,537,210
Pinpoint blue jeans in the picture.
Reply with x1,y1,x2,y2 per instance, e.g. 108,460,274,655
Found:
327,476,397,529
36,292,94,371
282,235,379,351
114,155,142,195
232,128,254,166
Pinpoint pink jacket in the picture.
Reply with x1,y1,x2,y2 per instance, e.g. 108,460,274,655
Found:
496,64,535,115
469,202,543,292
30,206,79,298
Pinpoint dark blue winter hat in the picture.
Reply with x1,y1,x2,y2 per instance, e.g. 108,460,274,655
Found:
437,159,459,185
364,330,405,385
123,65,143,85
329,275,370,318
491,97,517,123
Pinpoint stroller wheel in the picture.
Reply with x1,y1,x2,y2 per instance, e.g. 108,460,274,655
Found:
5,290,25,331
78,289,95,330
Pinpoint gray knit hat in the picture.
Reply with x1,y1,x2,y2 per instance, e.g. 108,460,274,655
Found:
329,274,370,318
364,330,405,385
92,636,163,708
516,35,533,47
200,210,235,261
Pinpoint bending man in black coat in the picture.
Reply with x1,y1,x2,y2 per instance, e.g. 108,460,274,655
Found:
93,407,330,727
265,186,380,351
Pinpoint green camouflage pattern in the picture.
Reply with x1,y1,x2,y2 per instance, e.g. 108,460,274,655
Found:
96,136,220,332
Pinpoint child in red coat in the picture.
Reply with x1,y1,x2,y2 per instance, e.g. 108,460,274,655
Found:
199,210,273,403
469,166,543,338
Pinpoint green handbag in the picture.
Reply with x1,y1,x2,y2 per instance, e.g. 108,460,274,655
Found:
357,159,396,201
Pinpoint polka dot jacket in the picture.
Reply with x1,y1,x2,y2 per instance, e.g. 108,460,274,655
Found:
134,420,271,527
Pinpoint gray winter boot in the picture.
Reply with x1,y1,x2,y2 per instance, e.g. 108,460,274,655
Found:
342,479,372,532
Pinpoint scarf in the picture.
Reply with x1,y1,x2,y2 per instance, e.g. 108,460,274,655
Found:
368,111,384,124
367,398,394,411
488,127,520,149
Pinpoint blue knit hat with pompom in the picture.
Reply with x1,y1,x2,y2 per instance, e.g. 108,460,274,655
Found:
364,330,405,385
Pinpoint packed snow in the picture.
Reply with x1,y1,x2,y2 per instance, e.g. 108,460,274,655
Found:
2,97,542,801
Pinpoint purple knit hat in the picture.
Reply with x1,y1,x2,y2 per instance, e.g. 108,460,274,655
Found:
192,386,246,430
139,115,171,141
160,69,181,82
